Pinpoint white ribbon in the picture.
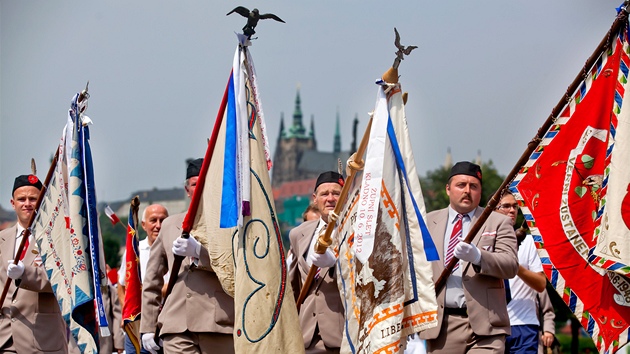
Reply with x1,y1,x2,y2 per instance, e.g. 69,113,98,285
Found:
354,86,389,263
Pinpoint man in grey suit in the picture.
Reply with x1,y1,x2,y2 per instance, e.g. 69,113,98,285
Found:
141,159,235,354
0,174,68,353
419,162,519,353
289,171,345,354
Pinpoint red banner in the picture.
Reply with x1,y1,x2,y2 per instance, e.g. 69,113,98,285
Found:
513,32,630,353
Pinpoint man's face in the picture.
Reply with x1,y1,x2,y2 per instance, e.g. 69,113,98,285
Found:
496,194,518,224
11,186,40,227
312,182,342,223
185,176,199,199
446,174,482,214
142,205,169,245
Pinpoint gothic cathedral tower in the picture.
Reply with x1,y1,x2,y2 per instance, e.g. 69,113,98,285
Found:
272,88,317,188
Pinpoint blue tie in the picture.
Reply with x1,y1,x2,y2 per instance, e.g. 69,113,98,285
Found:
504,279,512,303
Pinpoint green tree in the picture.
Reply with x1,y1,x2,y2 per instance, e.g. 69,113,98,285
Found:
103,234,122,269
420,160,505,212
99,213,127,268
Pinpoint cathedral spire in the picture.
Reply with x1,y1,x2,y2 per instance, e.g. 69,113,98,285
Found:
290,86,306,137
333,108,341,153
279,113,285,140
310,115,316,139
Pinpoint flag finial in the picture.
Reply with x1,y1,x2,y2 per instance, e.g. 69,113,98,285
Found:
383,28,417,83
226,6,285,39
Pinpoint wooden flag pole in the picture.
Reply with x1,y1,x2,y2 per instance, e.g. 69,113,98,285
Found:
296,117,373,311
435,5,630,294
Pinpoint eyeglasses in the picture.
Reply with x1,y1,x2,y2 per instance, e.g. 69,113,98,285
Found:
498,203,519,211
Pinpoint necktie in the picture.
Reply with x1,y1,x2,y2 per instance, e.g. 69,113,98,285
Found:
17,231,29,260
504,279,512,303
445,214,464,272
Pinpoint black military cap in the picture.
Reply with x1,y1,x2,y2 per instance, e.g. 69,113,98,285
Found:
13,174,43,194
186,158,203,179
314,171,344,191
448,161,482,183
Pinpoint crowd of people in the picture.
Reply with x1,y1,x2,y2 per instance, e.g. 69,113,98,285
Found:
0,160,561,354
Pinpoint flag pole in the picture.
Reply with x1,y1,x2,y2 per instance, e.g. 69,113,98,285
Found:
434,4,630,294
153,72,231,340
0,147,60,306
296,117,373,311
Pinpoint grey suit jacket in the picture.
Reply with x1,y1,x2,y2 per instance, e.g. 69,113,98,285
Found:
288,219,344,349
140,212,235,336
0,224,68,353
419,207,518,339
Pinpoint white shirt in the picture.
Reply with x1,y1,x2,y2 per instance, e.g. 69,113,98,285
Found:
14,224,34,260
118,238,151,286
14,224,26,258
444,207,474,308
507,234,544,325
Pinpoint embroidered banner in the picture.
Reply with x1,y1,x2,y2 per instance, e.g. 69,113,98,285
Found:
511,26,630,353
336,82,438,354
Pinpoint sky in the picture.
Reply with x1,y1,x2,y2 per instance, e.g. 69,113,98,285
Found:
0,1,624,210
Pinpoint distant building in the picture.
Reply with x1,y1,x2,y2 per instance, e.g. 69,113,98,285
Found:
106,187,188,219
0,204,15,231
271,88,355,234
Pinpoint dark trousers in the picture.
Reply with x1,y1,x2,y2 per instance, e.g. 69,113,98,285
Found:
505,325,539,354
125,334,152,354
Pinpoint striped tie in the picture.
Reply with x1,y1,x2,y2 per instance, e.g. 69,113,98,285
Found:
445,214,464,272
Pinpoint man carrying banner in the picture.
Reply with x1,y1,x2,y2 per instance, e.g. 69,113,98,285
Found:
118,204,169,301
141,158,235,354
495,192,546,354
419,162,518,353
289,171,344,354
119,203,168,353
0,174,68,353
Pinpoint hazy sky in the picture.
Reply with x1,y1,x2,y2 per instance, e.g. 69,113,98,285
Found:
0,1,623,209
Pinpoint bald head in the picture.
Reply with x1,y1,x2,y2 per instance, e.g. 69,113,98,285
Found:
142,204,169,245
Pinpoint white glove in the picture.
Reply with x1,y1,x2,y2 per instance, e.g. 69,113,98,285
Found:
308,248,336,268
453,236,482,265
7,260,24,280
141,333,162,354
172,236,201,258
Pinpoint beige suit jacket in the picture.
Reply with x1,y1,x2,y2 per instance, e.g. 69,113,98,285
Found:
0,224,68,353
288,219,344,349
140,212,235,336
419,207,518,340
538,290,555,334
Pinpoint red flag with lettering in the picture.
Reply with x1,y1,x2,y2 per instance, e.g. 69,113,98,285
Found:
511,26,630,353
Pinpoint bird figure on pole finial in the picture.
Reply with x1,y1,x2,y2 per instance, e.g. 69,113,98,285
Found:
226,6,285,38
392,28,417,70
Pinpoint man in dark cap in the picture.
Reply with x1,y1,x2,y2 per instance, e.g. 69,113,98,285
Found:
288,171,345,354
0,174,69,353
419,161,518,354
141,158,235,354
